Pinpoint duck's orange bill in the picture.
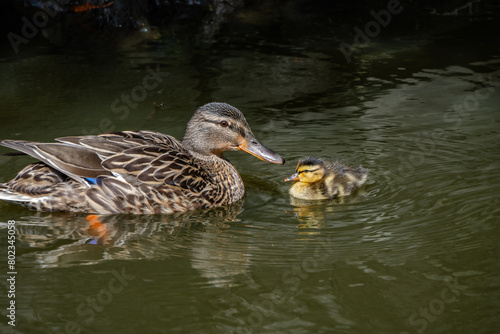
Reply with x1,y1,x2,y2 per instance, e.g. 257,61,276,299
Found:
284,172,299,182
238,138,285,165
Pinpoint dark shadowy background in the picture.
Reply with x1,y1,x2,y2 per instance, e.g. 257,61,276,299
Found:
1,0,499,54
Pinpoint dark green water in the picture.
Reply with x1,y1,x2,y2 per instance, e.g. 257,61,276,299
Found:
0,5,499,334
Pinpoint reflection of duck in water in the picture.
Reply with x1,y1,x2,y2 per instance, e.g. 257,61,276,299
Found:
14,204,248,288
285,157,368,200
85,215,110,245
0,103,284,214
14,202,243,263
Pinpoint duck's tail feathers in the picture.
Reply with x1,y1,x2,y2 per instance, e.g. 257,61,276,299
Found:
0,185,36,203
0,139,109,184
0,163,65,206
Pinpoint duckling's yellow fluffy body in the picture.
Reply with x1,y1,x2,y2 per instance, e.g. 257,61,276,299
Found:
285,157,367,200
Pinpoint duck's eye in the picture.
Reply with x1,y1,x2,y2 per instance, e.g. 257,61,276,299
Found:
220,121,229,127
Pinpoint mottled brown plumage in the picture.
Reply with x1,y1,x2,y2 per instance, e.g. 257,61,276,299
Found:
0,103,284,214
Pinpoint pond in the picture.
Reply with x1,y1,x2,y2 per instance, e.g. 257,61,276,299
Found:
0,3,499,334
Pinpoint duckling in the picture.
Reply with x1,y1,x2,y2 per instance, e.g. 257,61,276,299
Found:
284,157,367,200
0,102,285,214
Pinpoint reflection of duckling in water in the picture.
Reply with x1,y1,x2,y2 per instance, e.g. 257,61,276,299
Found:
284,157,368,200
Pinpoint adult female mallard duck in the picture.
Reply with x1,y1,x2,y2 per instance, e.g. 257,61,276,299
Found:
284,157,367,200
0,103,285,214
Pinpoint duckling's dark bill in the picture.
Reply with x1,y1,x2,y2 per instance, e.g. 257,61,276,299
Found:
237,139,285,164
284,172,299,182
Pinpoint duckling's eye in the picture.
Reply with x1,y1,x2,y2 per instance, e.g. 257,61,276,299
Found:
298,168,317,174
220,121,229,127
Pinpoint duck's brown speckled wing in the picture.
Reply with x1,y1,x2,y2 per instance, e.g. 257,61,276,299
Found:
0,139,110,182
70,131,217,214
0,131,218,214
56,130,185,157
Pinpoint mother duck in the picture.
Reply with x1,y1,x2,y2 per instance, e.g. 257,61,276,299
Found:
0,103,285,214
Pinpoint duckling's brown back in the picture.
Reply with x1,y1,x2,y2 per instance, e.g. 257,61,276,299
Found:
331,165,368,196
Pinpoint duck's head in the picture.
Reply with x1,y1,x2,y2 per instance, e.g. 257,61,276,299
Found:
182,102,285,164
284,157,327,183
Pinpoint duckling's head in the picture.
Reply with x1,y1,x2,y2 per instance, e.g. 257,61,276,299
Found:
182,102,285,164
284,157,327,183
